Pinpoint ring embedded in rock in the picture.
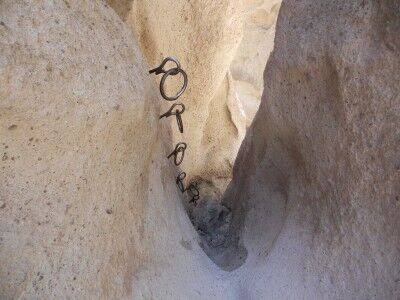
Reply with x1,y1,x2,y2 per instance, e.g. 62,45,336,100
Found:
159,103,185,133
149,56,181,75
159,68,188,101
151,56,199,205
176,171,187,193
149,56,188,101
167,142,187,166
187,183,200,204
175,172,199,205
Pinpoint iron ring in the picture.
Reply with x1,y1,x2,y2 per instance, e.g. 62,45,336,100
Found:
160,68,188,101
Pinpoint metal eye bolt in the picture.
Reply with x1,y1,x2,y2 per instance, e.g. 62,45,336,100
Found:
167,142,187,166
149,56,188,101
159,103,185,133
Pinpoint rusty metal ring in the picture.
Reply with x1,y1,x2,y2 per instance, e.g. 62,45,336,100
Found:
160,68,188,101
149,56,181,75
151,57,197,203
159,103,185,133
167,142,187,166
176,172,187,193
187,183,200,204
175,111,184,133
159,103,185,118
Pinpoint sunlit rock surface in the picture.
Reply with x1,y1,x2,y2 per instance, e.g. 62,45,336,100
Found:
107,0,281,195
220,0,400,297
231,0,281,126
1,0,399,299
0,1,223,298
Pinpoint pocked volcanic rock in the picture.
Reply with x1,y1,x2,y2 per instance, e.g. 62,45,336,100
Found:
214,0,400,298
0,0,214,298
0,1,241,299
0,0,159,297
107,0,282,196
1,0,399,299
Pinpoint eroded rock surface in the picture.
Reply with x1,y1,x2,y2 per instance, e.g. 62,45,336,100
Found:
0,1,162,298
107,0,281,196
0,1,241,299
1,0,399,299
219,0,400,298
231,0,281,126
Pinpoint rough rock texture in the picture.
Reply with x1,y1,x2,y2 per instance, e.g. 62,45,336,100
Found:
1,0,399,299
1,1,221,298
219,0,400,297
120,0,244,194
231,0,281,126
0,1,159,298
0,1,237,299
107,0,281,195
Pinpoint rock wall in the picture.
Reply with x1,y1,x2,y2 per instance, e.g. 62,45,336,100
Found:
1,0,399,299
0,1,159,297
220,0,400,297
0,1,240,299
107,0,281,195
0,1,208,298
231,0,281,126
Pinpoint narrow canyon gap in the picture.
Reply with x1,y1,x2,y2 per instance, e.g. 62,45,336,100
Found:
0,0,399,299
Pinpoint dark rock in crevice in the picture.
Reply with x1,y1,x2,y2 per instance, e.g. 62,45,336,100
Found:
185,179,248,271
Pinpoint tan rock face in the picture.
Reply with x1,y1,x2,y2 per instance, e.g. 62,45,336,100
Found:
107,0,281,195
0,1,248,298
1,0,399,299
124,0,243,193
0,1,160,298
231,0,281,125
220,0,400,297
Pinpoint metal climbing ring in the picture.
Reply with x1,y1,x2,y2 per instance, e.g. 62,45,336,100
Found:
187,183,200,204
149,56,188,101
151,56,196,203
149,57,181,75
167,142,187,166
176,172,187,193
159,68,188,101
159,103,185,133
176,173,199,204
